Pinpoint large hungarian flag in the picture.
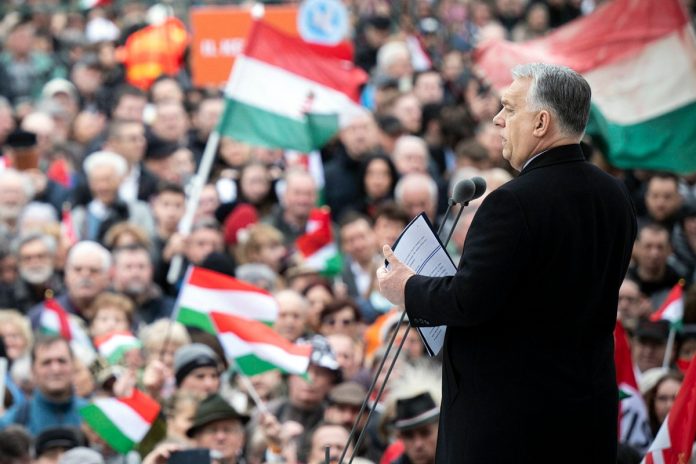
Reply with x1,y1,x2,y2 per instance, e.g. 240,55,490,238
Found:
615,321,652,453
80,389,160,454
217,21,368,152
211,311,311,377
642,354,696,464
295,207,342,276
174,266,279,334
475,0,696,173
650,281,685,329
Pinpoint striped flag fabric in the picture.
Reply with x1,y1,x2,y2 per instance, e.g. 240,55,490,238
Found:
614,320,652,453
650,281,685,328
80,389,160,454
475,0,696,173
94,331,142,365
40,299,93,350
174,266,279,334
296,208,342,276
211,311,311,377
641,354,696,464
217,21,368,152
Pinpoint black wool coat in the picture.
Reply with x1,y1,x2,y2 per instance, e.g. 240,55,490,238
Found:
405,144,637,463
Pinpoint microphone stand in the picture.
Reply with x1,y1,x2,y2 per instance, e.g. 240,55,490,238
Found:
337,201,469,464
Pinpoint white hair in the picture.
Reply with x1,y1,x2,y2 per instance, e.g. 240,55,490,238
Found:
0,169,35,200
376,41,410,73
394,173,438,206
18,201,58,226
392,135,429,161
83,150,128,178
66,240,112,272
12,232,58,256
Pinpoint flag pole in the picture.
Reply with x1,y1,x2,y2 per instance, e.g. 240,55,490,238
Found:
230,360,269,414
167,131,221,284
662,325,677,369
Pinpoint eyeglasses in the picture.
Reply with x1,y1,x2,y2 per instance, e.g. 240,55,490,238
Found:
656,394,677,403
200,423,243,436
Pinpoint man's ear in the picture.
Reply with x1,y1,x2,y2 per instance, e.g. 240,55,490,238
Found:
532,110,551,137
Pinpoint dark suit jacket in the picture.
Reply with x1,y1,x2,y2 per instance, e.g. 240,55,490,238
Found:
405,144,636,463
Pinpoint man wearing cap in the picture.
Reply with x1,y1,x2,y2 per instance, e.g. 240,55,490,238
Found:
33,426,83,464
187,394,249,464
324,382,366,430
173,343,222,398
389,393,439,464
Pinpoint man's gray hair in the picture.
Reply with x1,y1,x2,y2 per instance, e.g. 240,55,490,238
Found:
66,240,112,272
83,150,128,178
12,232,58,256
512,63,591,138
394,173,438,206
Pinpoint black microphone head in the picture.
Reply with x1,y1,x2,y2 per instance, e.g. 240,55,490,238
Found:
452,179,476,204
471,176,487,201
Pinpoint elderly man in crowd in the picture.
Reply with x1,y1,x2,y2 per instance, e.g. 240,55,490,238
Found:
0,233,63,313
0,169,34,238
273,289,310,342
71,151,154,242
394,173,439,224
28,240,111,326
186,394,249,464
267,169,318,247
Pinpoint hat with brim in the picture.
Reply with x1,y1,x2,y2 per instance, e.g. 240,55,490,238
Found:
186,393,249,438
393,392,440,431
635,318,670,343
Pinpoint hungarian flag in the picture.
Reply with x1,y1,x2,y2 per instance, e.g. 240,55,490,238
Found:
60,203,78,247
651,281,685,329
295,207,342,276
80,389,160,454
615,321,652,453
217,21,368,152
94,331,142,365
641,354,696,464
211,311,311,377
119,17,188,90
475,0,696,173
174,266,279,334
39,299,93,350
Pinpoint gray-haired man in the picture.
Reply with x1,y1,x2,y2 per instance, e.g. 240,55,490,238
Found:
378,63,637,463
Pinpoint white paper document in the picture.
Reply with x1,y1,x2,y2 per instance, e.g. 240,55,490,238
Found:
390,213,457,356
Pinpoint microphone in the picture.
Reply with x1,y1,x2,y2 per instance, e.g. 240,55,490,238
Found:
471,176,487,202
443,176,486,249
437,178,476,238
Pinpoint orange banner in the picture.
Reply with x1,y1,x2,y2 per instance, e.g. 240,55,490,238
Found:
190,6,298,88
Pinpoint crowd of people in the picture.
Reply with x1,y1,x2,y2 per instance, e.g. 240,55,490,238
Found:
0,1,694,464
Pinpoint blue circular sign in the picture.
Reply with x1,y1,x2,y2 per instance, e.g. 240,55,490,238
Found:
298,0,348,46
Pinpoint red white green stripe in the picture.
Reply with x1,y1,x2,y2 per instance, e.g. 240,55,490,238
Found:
217,21,367,152
475,0,696,173
296,208,342,276
650,281,684,328
94,331,142,365
175,266,279,334
642,354,696,464
79,389,160,454
211,311,311,377
40,299,93,350
614,321,651,453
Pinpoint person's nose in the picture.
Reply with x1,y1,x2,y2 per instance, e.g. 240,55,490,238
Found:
493,110,504,127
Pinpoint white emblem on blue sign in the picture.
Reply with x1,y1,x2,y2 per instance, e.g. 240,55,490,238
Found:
298,0,348,46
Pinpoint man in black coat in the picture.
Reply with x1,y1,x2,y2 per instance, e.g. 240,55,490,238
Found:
377,63,637,463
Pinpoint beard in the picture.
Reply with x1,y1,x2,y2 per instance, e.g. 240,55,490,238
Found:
122,280,148,298
20,265,54,285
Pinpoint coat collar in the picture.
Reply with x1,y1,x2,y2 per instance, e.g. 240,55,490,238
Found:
519,144,586,176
